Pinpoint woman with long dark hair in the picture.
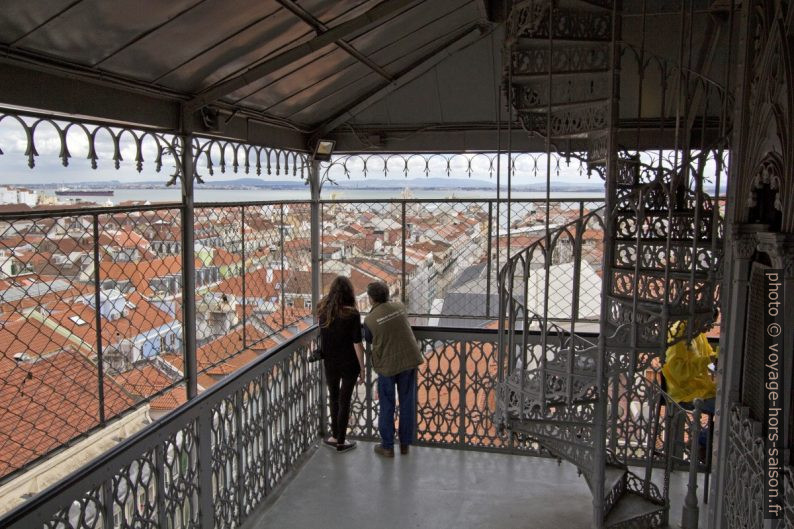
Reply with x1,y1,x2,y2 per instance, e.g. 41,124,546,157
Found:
316,276,365,452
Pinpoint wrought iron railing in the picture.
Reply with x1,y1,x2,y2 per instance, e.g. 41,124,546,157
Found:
343,326,584,455
0,325,567,528
0,327,321,529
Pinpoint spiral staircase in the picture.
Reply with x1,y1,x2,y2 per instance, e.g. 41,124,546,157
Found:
495,1,724,528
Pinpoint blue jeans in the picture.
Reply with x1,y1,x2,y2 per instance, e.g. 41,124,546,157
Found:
681,397,715,447
377,368,417,450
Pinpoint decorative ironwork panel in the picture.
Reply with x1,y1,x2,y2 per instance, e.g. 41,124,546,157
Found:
263,360,290,491
513,76,610,110
462,339,502,449
511,44,610,77
0,110,180,176
109,449,159,529
519,102,610,137
210,396,239,529
239,379,266,517
192,137,309,181
724,406,765,529
520,8,612,41
11,332,321,529
417,337,462,445
42,486,105,529
160,421,200,529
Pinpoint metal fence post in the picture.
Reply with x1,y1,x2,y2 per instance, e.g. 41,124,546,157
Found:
458,339,467,448
310,167,325,437
92,214,106,425
310,160,322,312
280,204,286,326
485,201,493,319
180,135,198,400
682,401,702,529
197,407,215,529
154,444,169,529
241,205,247,350
401,201,407,304
234,391,245,520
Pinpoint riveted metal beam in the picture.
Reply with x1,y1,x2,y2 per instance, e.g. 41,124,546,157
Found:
276,0,394,82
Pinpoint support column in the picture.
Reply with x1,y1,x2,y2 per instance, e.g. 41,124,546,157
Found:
710,228,754,524
310,160,322,314
180,135,198,400
309,158,326,438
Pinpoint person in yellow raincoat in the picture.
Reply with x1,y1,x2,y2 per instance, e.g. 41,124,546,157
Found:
662,319,718,445
662,321,717,404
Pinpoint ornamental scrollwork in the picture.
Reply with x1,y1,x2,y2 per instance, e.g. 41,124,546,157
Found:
319,151,592,185
0,108,181,179
191,136,310,183
0,108,311,186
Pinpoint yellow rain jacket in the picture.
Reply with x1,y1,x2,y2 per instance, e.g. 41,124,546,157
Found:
662,322,717,404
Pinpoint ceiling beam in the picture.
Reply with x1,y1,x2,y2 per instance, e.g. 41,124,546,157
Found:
275,0,394,82
313,25,489,139
185,0,421,113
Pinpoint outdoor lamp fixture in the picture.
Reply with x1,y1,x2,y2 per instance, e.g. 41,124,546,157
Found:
312,139,335,161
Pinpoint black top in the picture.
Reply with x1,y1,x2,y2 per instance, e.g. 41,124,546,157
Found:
319,308,362,375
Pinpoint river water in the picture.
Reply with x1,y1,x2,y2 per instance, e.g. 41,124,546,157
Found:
41,187,605,204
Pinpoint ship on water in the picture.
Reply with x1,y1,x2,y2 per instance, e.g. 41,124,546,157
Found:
54,186,114,197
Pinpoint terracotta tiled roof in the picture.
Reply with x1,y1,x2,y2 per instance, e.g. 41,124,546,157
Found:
161,324,280,388
0,204,32,213
113,363,179,401
46,292,178,350
0,350,134,476
0,318,84,361
212,248,242,267
283,271,335,295
100,256,202,295
149,386,188,411
211,268,283,299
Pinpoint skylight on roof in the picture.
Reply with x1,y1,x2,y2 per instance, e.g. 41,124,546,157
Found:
69,315,87,326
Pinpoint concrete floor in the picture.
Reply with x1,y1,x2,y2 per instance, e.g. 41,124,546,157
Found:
249,441,709,529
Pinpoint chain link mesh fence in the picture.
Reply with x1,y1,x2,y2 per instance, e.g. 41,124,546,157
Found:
320,199,604,327
0,197,603,484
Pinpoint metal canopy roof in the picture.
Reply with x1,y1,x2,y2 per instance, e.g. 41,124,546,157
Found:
0,0,730,152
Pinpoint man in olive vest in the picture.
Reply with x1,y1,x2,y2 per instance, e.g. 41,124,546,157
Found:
363,281,423,457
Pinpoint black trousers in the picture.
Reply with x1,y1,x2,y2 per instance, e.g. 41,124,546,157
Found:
325,364,357,445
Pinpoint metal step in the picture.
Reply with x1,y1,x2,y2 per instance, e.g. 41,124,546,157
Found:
512,68,609,81
518,98,611,113
610,265,711,280
515,5,612,43
604,491,666,528
510,44,610,79
559,0,612,11
585,465,628,517
508,417,593,446
608,292,716,312
518,101,609,138
508,420,594,473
